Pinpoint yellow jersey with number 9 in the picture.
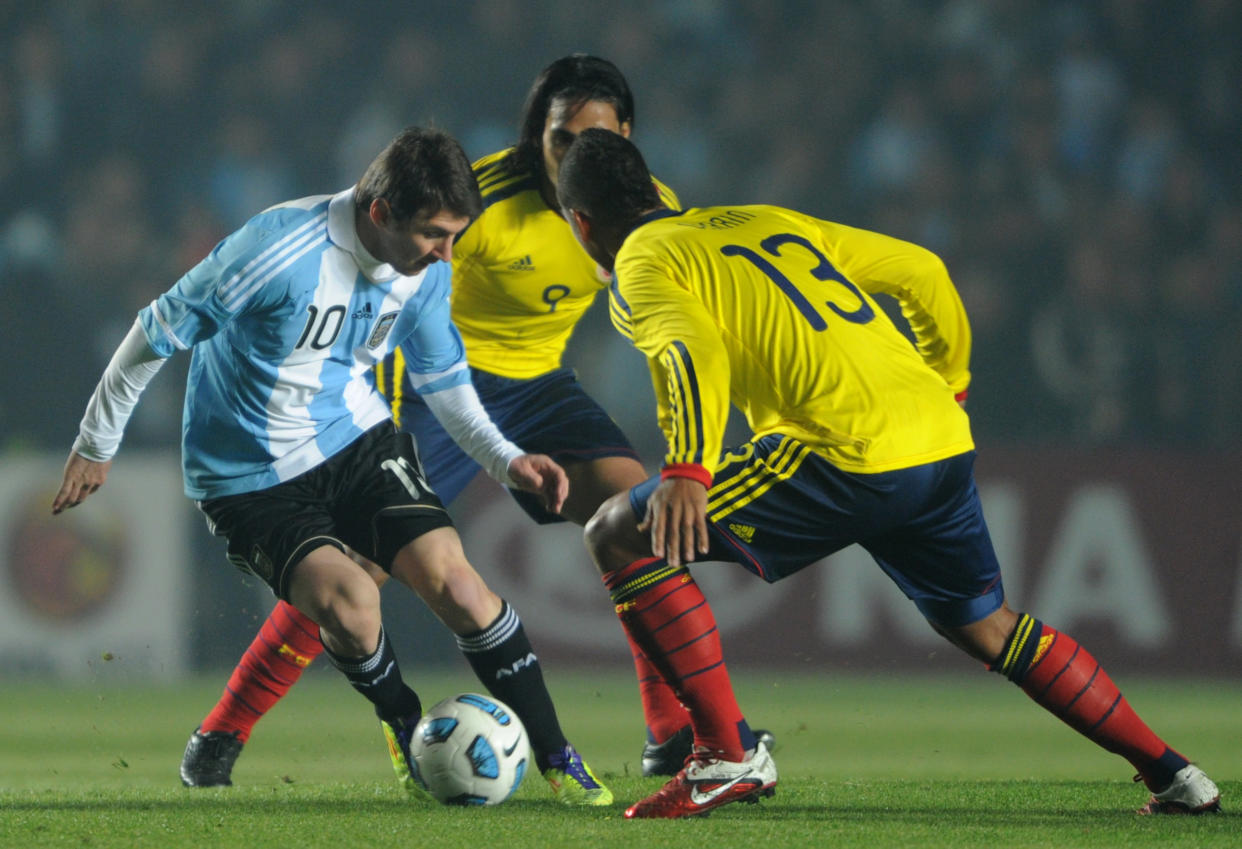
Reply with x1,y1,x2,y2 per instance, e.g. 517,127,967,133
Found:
609,205,974,475
450,149,679,378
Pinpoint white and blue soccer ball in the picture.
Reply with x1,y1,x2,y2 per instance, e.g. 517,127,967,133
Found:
410,693,530,805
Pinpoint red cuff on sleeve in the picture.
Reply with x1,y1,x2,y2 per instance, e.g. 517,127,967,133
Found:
955,389,969,403
660,463,713,488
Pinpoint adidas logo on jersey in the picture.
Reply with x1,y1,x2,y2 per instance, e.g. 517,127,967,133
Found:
507,255,536,271
728,523,756,543
352,302,374,319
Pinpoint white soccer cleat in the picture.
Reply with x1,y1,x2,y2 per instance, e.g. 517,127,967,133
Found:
1137,764,1221,815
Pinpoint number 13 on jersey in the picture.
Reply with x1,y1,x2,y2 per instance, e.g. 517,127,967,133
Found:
721,233,875,329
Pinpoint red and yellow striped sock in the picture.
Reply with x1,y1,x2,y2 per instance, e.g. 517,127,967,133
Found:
605,557,753,760
622,626,693,743
993,613,1188,790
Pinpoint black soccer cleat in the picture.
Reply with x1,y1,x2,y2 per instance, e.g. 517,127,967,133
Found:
641,725,776,777
179,726,244,787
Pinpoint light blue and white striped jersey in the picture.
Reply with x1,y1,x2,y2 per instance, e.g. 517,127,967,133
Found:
139,189,472,499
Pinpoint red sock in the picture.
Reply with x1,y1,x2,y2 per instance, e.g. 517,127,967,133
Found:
997,614,1187,789
622,627,693,743
201,600,324,742
605,558,749,760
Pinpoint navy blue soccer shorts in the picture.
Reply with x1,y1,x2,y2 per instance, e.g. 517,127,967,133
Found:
397,367,639,524
629,434,1005,628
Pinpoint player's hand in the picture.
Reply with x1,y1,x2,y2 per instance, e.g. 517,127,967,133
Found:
638,477,709,567
507,454,569,515
52,452,112,515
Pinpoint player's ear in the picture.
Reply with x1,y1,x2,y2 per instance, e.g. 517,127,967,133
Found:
369,198,392,228
618,121,633,139
567,208,593,243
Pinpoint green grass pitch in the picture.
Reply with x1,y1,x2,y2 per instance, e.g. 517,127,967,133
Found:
2,667,1237,848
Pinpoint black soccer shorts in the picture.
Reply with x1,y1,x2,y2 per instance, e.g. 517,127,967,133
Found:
198,421,454,599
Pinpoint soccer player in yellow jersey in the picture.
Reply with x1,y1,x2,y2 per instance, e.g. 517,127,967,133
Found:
557,129,1222,819
179,56,743,796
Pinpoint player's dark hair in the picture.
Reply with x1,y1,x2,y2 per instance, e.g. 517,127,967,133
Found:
507,54,635,177
355,126,482,222
557,128,661,231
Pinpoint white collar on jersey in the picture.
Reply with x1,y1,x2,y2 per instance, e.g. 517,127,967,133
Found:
327,187,403,284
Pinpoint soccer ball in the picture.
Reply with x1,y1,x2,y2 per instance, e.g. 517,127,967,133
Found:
410,693,530,805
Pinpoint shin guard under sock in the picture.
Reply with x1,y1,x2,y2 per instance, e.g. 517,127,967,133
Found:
456,600,567,768
993,613,1188,789
624,628,694,743
201,600,325,741
323,627,421,723
605,557,755,760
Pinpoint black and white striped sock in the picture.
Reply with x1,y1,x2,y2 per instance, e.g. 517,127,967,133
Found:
324,627,421,724
457,601,566,768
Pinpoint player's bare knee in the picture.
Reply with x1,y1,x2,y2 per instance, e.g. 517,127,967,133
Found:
428,555,486,603
938,603,1019,665
392,538,501,629
582,499,614,571
420,564,501,634
288,547,379,628
308,572,382,656
390,528,464,593
584,493,640,574
441,562,502,629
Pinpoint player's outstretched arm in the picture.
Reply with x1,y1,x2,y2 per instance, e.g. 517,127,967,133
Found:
506,454,569,516
52,453,112,514
53,318,169,515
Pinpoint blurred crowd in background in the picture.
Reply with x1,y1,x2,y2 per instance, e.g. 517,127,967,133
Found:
2,0,1240,460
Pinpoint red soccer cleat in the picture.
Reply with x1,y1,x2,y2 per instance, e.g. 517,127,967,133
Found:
625,745,778,819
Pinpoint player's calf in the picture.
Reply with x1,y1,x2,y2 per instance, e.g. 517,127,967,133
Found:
991,612,1221,811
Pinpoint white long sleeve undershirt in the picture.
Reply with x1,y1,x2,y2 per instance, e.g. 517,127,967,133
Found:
72,319,167,462
421,381,525,487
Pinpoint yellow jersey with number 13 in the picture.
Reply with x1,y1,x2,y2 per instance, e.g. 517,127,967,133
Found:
609,205,974,476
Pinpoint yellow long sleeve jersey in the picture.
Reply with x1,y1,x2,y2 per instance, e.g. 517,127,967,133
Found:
609,205,974,477
450,149,679,378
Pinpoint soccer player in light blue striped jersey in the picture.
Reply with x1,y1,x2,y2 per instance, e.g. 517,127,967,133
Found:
181,57,746,792
52,126,612,806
